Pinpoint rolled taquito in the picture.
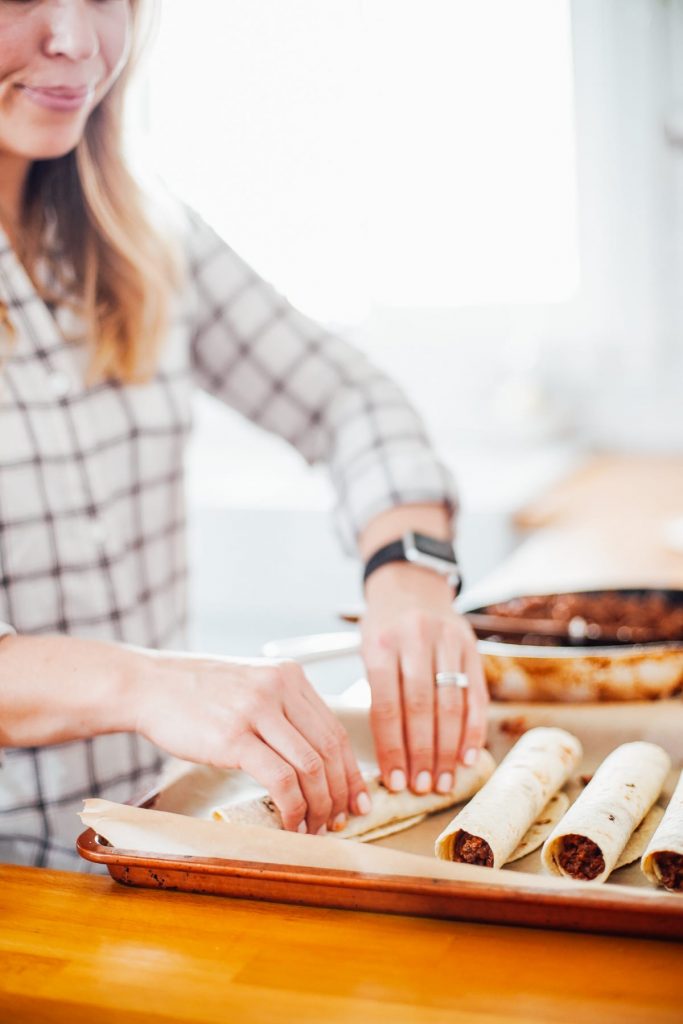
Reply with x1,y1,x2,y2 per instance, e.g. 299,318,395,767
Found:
542,742,671,883
641,769,683,892
434,727,582,867
212,748,495,841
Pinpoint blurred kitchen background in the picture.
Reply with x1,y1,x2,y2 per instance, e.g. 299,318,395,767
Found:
128,0,683,663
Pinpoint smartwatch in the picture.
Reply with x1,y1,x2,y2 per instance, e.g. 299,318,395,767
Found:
363,531,462,594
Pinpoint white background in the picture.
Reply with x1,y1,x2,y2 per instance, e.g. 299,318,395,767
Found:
131,0,683,516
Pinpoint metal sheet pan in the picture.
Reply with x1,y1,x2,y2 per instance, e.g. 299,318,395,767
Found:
77,697,683,940
76,827,683,939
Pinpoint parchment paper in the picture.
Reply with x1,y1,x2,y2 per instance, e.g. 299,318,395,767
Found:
81,797,603,893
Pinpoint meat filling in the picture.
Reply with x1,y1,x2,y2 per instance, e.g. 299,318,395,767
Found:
485,592,683,640
557,833,605,880
654,852,683,892
452,830,494,867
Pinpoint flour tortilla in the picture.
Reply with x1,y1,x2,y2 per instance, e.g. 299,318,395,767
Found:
506,791,570,864
212,749,496,840
542,742,671,883
435,727,582,867
641,769,683,891
613,804,665,871
362,814,427,843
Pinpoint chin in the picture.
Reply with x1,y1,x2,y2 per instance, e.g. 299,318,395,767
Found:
8,110,89,161
36,139,82,161
20,129,85,162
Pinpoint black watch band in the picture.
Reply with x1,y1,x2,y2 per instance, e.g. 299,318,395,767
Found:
362,540,406,585
362,532,462,595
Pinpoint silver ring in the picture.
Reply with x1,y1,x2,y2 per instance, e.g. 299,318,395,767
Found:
435,671,469,689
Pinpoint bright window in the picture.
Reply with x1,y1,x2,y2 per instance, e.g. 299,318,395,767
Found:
136,0,579,322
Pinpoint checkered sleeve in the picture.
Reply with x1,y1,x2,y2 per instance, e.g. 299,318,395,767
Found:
184,209,458,552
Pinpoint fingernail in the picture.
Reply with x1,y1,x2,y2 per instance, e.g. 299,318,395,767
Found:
415,770,432,793
436,772,453,794
463,748,478,766
356,791,372,816
332,812,347,831
316,824,328,836
389,769,406,792
297,820,307,834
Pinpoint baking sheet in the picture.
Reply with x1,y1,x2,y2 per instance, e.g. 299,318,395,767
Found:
95,697,683,891
79,695,683,919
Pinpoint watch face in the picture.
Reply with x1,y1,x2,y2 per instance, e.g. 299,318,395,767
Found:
412,532,456,563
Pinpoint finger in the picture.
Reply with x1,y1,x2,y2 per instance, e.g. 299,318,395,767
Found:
236,733,308,832
433,631,466,794
400,619,436,794
365,642,408,792
256,713,333,835
286,690,350,830
296,684,371,821
459,642,490,767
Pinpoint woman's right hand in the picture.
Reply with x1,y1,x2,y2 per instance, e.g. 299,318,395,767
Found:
134,654,370,836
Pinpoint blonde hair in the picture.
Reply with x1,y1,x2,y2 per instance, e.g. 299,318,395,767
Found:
19,0,179,384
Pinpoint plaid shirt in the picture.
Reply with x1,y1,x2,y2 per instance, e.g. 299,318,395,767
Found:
0,206,456,869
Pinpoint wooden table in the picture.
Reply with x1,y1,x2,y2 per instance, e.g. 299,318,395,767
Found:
1,864,681,1024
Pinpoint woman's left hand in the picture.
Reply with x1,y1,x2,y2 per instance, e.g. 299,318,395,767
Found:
361,563,489,797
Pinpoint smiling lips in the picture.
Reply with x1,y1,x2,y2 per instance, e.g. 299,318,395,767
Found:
18,84,92,113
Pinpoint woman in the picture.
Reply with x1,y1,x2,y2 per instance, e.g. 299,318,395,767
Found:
0,0,488,869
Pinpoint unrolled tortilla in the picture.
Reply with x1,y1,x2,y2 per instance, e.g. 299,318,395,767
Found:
641,769,683,892
361,814,427,843
212,749,496,841
435,727,582,867
542,742,671,883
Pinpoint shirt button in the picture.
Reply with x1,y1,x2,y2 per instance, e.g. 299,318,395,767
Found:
49,371,71,398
